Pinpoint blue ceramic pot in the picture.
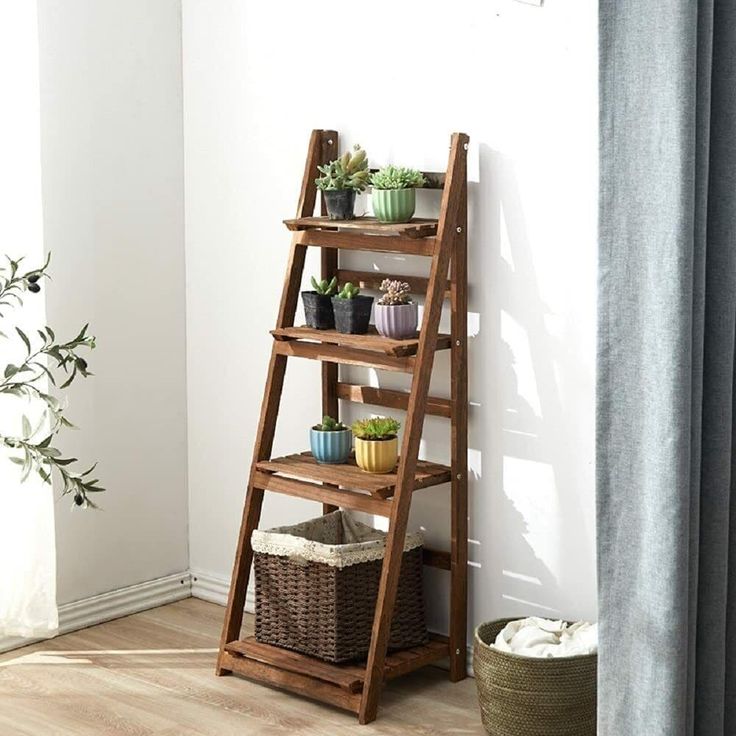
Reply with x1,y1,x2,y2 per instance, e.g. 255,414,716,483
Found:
310,427,352,464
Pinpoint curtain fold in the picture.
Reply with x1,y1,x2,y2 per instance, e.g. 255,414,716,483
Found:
0,1,58,640
598,1,736,733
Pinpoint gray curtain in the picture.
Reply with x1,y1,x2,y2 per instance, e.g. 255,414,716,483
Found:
598,1,736,734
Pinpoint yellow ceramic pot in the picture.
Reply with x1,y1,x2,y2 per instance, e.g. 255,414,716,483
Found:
354,436,398,474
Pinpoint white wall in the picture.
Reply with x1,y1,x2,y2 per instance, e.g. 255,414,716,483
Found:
182,0,598,635
37,0,189,605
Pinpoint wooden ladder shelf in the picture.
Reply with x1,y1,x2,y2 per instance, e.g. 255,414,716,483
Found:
217,129,469,724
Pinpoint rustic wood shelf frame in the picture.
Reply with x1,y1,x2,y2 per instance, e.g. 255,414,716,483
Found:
216,129,469,725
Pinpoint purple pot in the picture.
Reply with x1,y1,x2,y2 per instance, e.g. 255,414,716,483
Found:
374,303,418,339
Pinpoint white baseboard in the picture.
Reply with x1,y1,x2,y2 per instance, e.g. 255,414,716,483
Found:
1,568,474,675
190,568,254,612
0,571,191,654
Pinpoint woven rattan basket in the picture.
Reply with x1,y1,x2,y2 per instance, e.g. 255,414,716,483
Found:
473,619,597,736
252,510,428,663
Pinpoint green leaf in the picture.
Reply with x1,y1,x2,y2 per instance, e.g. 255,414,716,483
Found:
15,327,31,355
54,457,78,466
4,364,18,379
21,415,31,438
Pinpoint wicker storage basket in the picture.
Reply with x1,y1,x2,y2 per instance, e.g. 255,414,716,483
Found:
473,619,597,736
252,510,428,663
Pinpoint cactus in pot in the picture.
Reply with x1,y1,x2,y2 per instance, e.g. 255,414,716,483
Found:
374,279,418,339
315,145,370,220
302,275,337,330
331,282,374,335
310,415,352,464
351,416,401,474
370,165,426,224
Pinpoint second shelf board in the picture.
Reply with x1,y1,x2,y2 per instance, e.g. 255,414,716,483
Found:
271,325,452,357
283,216,438,239
256,451,452,499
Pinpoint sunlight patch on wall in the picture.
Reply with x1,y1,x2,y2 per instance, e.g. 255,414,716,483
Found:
502,310,541,418
503,455,559,581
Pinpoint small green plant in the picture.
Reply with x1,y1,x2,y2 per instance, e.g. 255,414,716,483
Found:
1,253,102,508
351,416,401,441
316,145,371,192
370,165,426,191
335,282,360,300
314,415,348,432
377,279,412,306
310,275,338,296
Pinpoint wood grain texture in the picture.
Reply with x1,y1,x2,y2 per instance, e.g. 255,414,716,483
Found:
335,269,452,300
449,158,469,682
255,452,451,498
224,635,449,695
336,382,453,418
220,130,469,725
297,230,437,256
320,133,340,516
218,129,324,673
0,599,484,735
359,133,469,724
284,216,438,239
271,326,452,357
273,340,415,373
252,470,393,517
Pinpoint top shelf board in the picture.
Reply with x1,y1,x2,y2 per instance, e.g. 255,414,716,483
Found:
283,217,438,239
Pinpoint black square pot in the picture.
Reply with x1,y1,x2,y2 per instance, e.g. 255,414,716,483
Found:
331,295,374,334
323,189,356,220
302,291,334,330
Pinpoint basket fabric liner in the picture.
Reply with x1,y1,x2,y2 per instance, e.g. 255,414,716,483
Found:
251,509,423,568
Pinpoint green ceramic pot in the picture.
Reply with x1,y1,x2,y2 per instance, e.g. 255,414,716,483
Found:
372,188,416,223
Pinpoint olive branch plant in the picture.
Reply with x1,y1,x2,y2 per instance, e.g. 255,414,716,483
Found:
0,253,102,508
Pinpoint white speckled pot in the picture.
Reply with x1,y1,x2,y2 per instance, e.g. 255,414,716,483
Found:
374,303,418,339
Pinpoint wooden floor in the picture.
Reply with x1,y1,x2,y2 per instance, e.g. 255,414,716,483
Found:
0,598,484,735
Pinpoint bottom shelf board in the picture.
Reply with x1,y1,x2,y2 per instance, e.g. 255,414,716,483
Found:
223,634,449,696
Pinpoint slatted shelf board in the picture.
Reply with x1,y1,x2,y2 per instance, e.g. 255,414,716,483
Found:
283,216,438,239
271,325,452,357
256,452,451,499
223,634,450,707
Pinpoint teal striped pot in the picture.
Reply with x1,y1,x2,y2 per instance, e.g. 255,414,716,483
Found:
310,428,352,464
372,188,416,223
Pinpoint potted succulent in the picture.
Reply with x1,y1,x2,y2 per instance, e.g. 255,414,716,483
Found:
351,416,401,474
374,279,418,339
370,165,426,223
332,282,373,335
302,275,337,330
310,415,352,465
315,144,371,220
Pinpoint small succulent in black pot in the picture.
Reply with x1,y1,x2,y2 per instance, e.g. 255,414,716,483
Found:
331,282,374,335
302,275,337,330
315,145,370,220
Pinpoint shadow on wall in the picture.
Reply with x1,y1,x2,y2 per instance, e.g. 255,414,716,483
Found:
341,143,595,629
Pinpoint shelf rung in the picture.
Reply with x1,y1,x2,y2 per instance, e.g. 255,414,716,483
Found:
336,382,452,418
297,229,437,256
274,340,414,373
336,269,452,299
423,548,452,570
252,470,393,516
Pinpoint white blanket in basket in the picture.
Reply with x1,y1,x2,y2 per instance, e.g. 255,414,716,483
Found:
491,617,598,658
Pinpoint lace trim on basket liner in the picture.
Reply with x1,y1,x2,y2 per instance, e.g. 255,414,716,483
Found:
251,509,423,569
